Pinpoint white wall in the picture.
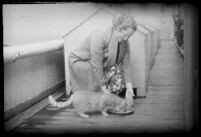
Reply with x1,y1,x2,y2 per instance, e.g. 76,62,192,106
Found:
3,3,101,111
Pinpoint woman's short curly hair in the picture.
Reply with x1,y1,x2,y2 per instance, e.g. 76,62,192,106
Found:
113,13,137,31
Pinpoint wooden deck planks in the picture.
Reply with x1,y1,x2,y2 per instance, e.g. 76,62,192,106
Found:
143,40,185,130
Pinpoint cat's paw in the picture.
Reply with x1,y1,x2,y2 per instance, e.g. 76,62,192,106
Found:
48,95,57,106
78,112,89,118
102,112,109,117
83,115,89,118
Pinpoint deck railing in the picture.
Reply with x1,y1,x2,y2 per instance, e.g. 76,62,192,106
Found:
3,39,64,65
174,39,184,59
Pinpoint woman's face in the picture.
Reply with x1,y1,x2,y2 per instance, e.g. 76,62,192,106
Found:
117,27,135,41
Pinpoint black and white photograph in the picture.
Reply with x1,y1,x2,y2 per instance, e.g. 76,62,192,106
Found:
3,2,199,134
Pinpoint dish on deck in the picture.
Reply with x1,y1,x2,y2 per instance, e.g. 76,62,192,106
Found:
108,107,135,115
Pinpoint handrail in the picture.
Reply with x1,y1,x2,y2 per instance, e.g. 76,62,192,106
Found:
137,25,149,35
4,39,64,64
176,43,184,59
137,21,155,33
173,38,184,59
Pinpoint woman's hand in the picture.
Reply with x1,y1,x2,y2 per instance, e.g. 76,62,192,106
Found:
101,85,111,94
125,83,135,98
126,88,134,98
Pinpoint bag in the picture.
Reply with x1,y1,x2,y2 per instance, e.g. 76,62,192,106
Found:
106,64,125,95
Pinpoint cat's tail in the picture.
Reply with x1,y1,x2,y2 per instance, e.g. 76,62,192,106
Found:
48,95,73,108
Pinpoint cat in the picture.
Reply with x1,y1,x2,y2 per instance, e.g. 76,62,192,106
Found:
48,91,134,118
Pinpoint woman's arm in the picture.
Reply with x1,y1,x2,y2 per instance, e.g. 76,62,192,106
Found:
90,31,109,92
122,41,134,97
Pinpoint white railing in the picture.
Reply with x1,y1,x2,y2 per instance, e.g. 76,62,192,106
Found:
3,39,64,65
176,45,184,58
174,39,184,58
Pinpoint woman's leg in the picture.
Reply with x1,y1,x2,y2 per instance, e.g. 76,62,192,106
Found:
68,56,99,92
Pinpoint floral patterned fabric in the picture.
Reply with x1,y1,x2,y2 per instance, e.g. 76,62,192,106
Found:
106,64,125,96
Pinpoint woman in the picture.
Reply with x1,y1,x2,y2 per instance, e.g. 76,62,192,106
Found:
68,13,137,98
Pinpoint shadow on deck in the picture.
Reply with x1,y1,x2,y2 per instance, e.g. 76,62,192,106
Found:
12,39,185,134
